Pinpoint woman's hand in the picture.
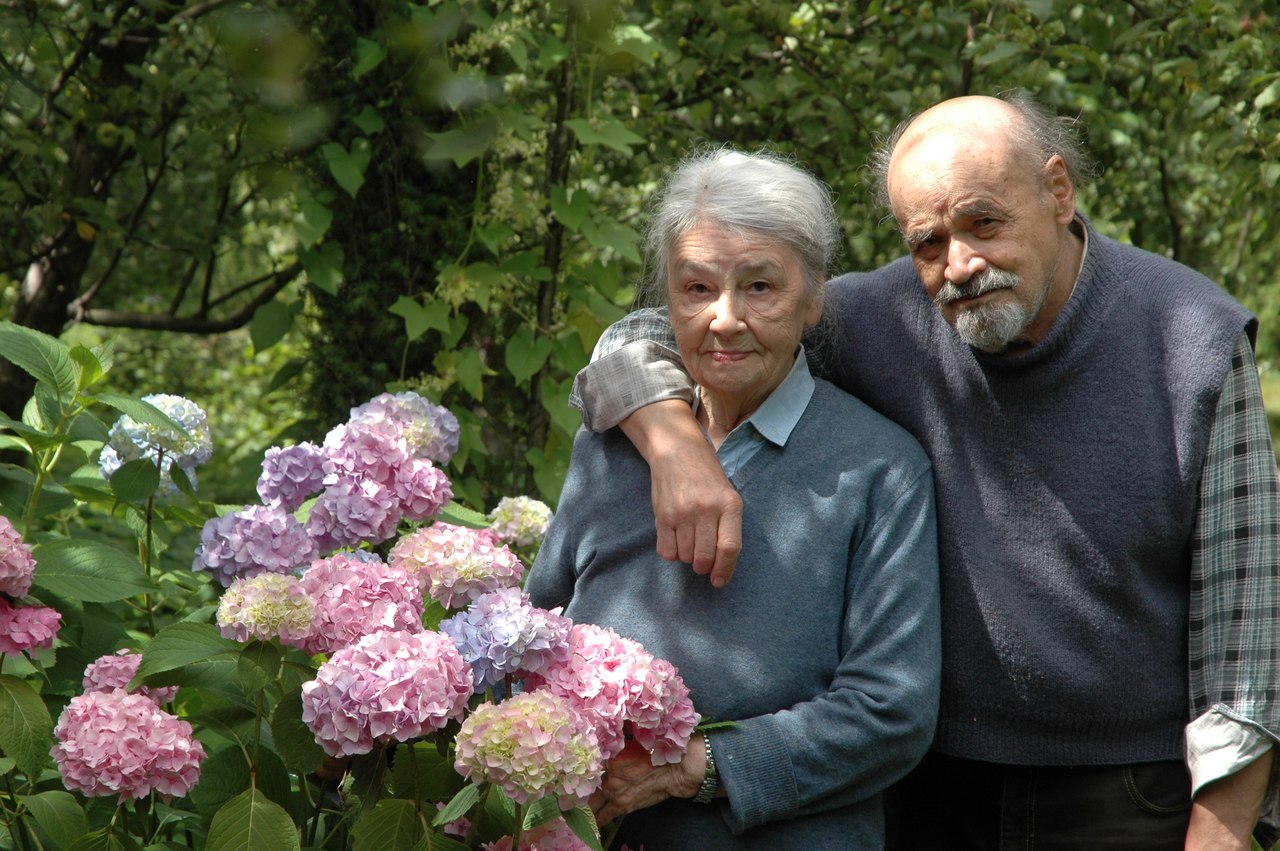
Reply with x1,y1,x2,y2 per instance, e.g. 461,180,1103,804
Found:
590,735,709,827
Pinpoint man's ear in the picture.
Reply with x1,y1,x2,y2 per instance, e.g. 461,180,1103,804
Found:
1043,155,1075,224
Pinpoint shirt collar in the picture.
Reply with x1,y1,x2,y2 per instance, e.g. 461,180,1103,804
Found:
723,349,816,448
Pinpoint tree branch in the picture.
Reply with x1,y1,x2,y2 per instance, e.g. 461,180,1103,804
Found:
76,263,302,332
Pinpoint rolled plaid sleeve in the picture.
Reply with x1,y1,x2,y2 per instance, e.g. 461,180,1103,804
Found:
1186,331,1280,842
569,307,695,432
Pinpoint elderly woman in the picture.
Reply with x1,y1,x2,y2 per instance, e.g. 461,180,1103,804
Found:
525,148,940,849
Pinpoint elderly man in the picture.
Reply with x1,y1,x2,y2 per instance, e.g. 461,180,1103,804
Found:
569,93,1279,849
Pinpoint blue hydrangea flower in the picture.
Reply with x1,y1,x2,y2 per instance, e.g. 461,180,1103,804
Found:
440,587,572,691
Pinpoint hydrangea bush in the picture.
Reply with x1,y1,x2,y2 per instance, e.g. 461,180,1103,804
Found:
0,322,697,851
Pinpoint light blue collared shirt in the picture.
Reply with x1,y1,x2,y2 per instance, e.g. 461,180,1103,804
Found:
694,351,816,478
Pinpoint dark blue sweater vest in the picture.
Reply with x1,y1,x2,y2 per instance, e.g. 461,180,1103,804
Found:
823,220,1255,764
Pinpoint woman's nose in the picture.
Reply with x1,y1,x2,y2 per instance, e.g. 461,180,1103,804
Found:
708,290,744,334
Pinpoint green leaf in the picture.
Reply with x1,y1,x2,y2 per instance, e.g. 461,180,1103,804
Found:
433,784,481,827
454,347,491,401
549,185,589,230
109,457,161,503
389,296,450,342
522,796,561,830
134,622,240,682
296,192,333,248
563,806,604,851
564,117,644,154
352,799,423,851
301,242,344,296
66,828,126,851
390,741,464,802
504,327,554,385
87,393,187,435
352,105,386,135
353,37,388,80
435,501,489,528
193,745,294,823
205,789,300,851
0,675,54,779
270,686,325,775
1255,78,1280,110
0,321,77,399
237,640,281,695
423,126,498,168
266,359,307,394
21,790,88,850
975,40,1022,66
69,344,106,390
322,138,372,198
31,538,156,601
580,220,642,264
250,301,294,354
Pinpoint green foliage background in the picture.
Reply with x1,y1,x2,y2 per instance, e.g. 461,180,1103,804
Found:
3,0,1278,507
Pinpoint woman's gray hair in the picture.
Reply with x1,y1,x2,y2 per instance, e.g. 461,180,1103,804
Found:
868,90,1098,208
636,147,841,308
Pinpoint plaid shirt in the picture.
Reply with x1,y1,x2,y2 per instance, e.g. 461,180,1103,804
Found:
571,311,1279,833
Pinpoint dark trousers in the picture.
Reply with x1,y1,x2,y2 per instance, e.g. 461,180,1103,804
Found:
884,751,1191,850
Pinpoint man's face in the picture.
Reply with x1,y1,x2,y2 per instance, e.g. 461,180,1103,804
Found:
887,134,1072,353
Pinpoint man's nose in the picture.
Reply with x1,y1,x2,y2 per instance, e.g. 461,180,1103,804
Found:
946,237,987,285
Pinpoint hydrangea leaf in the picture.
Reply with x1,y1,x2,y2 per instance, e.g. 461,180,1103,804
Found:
192,745,293,824
352,799,423,851
522,795,561,830
20,790,88,851
31,539,156,602
435,501,488,529
0,674,53,780
62,827,125,851
87,393,188,437
563,806,605,851
270,687,325,776
0,321,77,399
433,783,480,827
237,639,281,694
133,622,239,682
205,788,300,851
108,457,160,503
390,741,464,802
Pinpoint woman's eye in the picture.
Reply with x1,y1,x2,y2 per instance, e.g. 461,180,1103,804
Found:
747,280,770,292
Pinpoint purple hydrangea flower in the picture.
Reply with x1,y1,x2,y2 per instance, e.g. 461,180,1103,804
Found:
192,505,319,587
256,442,326,511
387,523,523,609
440,587,572,691
349,391,460,466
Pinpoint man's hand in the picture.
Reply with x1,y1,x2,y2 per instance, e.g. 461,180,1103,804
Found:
1186,748,1273,850
590,736,707,827
619,400,743,586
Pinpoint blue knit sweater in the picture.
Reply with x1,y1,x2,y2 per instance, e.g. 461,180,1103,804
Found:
823,219,1254,764
527,379,941,850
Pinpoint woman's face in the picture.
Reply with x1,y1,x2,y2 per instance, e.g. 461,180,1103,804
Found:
667,223,820,415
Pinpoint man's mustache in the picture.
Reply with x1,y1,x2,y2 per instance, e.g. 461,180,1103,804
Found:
933,268,1020,308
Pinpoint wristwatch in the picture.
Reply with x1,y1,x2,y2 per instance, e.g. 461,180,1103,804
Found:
692,734,719,803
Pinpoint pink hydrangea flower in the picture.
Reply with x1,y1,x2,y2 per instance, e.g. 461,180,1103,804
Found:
216,573,315,646
322,418,410,490
256,442,326,511
0,515,36,598
525,624,699,765
301,629,472,758
192,504,319,587
348,391,460,466
392,457,452,522
482,816,610,850
83,649,177,705
51,689,205,800
486,496,553,549
454,690,603,809
388,523,523,609
0,597,61,655
297,552,424,655
305,477,402,552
